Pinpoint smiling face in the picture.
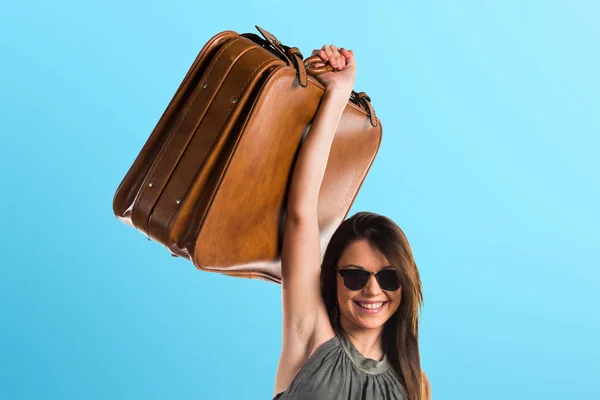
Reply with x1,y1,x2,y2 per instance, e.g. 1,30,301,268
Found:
336,239,402,332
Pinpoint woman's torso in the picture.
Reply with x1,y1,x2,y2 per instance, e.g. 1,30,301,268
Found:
273,333,406,400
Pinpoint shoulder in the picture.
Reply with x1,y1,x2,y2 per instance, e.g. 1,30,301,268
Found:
273,335,343,398
273,334,339,395
421,371,431,400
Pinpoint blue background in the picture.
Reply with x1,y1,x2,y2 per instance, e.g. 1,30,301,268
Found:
1,1,598,399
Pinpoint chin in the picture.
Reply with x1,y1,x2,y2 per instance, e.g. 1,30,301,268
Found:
355,318,387,330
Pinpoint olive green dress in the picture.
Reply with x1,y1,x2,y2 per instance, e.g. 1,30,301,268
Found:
273,333,406,400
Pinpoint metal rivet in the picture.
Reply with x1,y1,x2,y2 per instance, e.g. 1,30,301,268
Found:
148,181,153,187
176,198,181,205
202,82,208,88
232,97,238,103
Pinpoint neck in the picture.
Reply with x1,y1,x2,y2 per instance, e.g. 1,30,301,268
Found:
339,319,386,361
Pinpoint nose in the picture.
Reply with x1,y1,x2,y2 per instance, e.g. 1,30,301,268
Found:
363,273,383,295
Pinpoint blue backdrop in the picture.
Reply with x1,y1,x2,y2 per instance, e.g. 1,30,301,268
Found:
1,1,598,399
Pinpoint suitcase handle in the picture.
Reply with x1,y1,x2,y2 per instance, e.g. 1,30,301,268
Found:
303,55,335,76
252,26,378,127
303,55,377,127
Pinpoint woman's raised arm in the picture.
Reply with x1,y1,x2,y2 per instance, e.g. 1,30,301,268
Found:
274,46,356,394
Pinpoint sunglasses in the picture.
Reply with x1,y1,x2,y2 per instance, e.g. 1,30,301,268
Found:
335,267,401,291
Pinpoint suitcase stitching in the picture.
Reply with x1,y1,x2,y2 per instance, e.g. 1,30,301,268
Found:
238,57,279,96
191,58,284,264
152,54,281,247
169,56,280,248
201,37,244,88
135,37,245,214
112,32,238,224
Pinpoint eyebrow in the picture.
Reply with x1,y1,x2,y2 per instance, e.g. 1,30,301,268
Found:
340,264,395,270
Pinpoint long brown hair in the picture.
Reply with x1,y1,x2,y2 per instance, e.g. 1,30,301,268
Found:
320,212,426,400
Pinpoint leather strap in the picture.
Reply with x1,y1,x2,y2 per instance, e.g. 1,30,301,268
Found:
253,26,377,127
354,91,378,127
254,26,310,88
304,55,377,127
287,47,308,87
254,25,291,65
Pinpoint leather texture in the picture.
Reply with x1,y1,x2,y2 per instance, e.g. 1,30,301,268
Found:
113,26,383,284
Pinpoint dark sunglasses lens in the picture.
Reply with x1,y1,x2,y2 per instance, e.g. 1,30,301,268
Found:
341,270,369,290
377,270,400,291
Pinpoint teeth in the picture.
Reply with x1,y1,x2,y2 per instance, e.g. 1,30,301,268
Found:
358,302,384,309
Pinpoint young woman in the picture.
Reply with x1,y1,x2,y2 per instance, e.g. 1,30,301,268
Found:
273,45,431,400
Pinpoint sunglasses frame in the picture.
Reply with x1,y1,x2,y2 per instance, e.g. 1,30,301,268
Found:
335,266,401,292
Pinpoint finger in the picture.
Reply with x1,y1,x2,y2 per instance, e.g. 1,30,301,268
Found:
337,55,345,70
322,45,333,63
319,49,328,62
335,47,346,69
340,48,354,61
330,45,343,69
340,48,355,67
327,45,340,68
310,49,326,67
323,47,336,68
316,48,328,62
307,49,325,68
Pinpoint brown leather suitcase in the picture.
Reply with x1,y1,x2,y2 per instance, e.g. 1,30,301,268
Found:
112,26,382,284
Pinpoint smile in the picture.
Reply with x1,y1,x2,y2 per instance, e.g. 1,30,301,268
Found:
354,301,388,314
